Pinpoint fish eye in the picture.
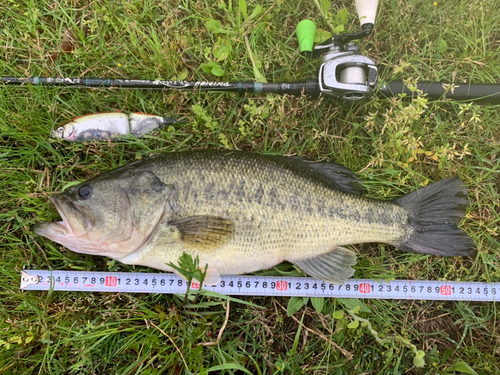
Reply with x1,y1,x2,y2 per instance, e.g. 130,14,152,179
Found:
78,185,92,199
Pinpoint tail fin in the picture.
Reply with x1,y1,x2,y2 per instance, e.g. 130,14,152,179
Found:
395,176,475,257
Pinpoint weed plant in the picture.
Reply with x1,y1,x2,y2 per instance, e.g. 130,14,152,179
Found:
1,0,499,374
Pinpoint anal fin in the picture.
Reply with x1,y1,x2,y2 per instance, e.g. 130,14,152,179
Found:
201,267,221,286
293,247,357,284
172,267,221,286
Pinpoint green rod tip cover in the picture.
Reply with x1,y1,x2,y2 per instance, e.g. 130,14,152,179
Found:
296,20,316,54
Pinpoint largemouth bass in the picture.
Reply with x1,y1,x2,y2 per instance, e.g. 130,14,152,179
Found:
35,150,475,284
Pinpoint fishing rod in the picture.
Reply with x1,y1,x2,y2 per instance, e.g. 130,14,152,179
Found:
0,76,320,97
3,74,500,104
2,0,500,104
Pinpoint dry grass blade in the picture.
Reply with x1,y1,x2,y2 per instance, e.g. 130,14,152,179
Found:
149,320,188,371
197,301,231,347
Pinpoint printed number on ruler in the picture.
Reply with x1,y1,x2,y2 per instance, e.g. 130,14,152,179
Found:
20,270,499,302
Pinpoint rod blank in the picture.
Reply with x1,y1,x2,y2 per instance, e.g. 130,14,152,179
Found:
0,76,320,96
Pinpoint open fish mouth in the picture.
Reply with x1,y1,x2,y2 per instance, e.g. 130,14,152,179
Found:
34,220,69,239
34,195,91,240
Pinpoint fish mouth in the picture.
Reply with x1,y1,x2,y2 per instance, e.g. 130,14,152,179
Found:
34,195,92,240
34,220,70,239
51,128,63,139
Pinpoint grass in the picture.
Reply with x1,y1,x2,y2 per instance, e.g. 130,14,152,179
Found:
1,0,499,373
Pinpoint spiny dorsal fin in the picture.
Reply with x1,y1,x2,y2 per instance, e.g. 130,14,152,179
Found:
262,154,365,195
169,216,234,252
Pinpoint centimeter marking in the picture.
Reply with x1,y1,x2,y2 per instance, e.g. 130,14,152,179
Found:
20,270,499,302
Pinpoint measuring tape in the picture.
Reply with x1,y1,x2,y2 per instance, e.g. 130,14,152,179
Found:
20,270,499,302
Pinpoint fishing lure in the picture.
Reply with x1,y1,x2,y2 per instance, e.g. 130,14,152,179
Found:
52,112,178,142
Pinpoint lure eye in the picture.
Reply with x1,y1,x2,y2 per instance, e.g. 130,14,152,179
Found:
78,185,92,199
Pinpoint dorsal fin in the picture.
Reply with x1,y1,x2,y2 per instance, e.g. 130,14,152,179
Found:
263,155,365,195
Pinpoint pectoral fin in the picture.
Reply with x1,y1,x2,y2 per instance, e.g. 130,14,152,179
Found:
169,216,234,252
293,247,357,284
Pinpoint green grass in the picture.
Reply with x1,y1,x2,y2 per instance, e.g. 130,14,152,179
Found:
1,0,499,374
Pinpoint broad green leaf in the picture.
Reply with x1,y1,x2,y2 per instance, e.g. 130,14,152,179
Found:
211,65,225,76
205,20,232,35
310,297,325,314
443,362,478,375
441,349,453,364
315,29,331,43
337,298,371,313
248,5,263,21
337,8,349,25
200,61,224,76
320,0,331,15
334,24,344,35
174,68,188,81
333,310,344,319
252,63,266,83
347,319,359,329
437,38,448,54
213,38,231,61
287,297,305,316
206,19,222,33
239,0,247,19
247,52,266,82
200,61,216,74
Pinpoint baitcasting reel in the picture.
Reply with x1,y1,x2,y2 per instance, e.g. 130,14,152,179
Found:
297,0,379,102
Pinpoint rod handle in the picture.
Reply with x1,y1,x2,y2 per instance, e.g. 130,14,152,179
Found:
380,81,500,104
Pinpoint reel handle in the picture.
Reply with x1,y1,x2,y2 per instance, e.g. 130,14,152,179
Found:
296,20,317,56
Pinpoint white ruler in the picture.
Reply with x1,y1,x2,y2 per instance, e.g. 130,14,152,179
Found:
20,270,499,302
